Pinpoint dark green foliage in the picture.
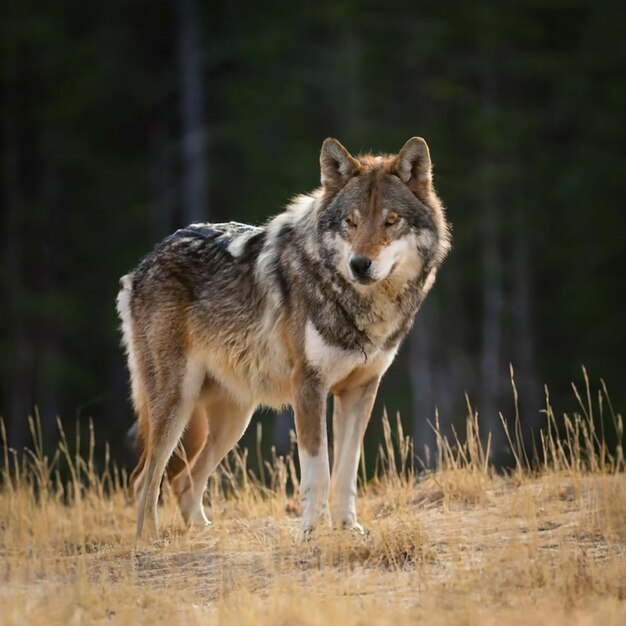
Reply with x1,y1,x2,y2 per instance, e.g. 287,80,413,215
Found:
1,0,624,466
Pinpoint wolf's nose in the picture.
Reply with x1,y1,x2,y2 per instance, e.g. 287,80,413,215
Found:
349,256,372,278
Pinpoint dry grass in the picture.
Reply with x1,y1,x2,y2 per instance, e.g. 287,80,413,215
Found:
1,374,625,625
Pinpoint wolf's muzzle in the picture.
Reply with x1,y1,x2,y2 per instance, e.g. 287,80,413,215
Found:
349,255,373,281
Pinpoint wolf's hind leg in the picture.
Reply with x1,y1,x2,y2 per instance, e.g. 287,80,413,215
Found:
136,362,204,539
165,402,209,484
172,384,254,528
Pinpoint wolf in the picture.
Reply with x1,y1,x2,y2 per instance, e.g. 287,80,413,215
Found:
117,137,451,539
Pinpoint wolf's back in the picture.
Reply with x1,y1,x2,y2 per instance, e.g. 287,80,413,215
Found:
124,221,268,308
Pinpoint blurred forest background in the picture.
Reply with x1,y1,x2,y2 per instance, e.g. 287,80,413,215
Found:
1,0,625,471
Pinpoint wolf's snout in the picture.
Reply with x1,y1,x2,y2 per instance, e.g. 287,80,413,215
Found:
349,255,372,279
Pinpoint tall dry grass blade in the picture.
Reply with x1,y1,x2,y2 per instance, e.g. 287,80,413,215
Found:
509,364,531,470
499,410,523,473
381,408,398,482
600,379,624,471
0,419,15,499
256,421,266,487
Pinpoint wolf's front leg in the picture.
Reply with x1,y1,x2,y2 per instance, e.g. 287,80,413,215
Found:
331,378,380,532
292,366,331,538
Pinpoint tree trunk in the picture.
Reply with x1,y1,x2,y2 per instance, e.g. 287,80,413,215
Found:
34,162,63,450
479,61,504,458
339,29,366,144
409,302,437,467
1,24,31,449
178,0,208,224
150,127,175,241
512,214,542,444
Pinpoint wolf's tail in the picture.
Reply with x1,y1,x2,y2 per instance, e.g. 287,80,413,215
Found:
116,274,149,499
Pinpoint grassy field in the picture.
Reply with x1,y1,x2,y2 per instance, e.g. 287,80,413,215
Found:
1,379,625,625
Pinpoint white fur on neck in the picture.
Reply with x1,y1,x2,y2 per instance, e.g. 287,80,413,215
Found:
304,320,366,387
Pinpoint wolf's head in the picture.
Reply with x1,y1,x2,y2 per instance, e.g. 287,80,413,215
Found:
316,137,450,288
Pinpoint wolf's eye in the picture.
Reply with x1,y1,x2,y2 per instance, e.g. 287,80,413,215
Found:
385,212,398,227
344,215,357,228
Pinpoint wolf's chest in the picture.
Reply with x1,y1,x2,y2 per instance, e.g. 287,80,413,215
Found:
304,319,395,388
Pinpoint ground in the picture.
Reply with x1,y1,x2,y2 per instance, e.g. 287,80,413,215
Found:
1,409,624,625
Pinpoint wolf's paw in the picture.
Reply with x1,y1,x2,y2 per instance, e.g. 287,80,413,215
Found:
187,511,212,528
332,511,366,535
300,508,332,542
300,523,332,543
341,520,366,535
189,519,212,534
182,505,212,530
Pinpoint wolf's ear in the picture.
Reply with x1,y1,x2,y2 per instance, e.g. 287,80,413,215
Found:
394,137,433,195
320,138,360,188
